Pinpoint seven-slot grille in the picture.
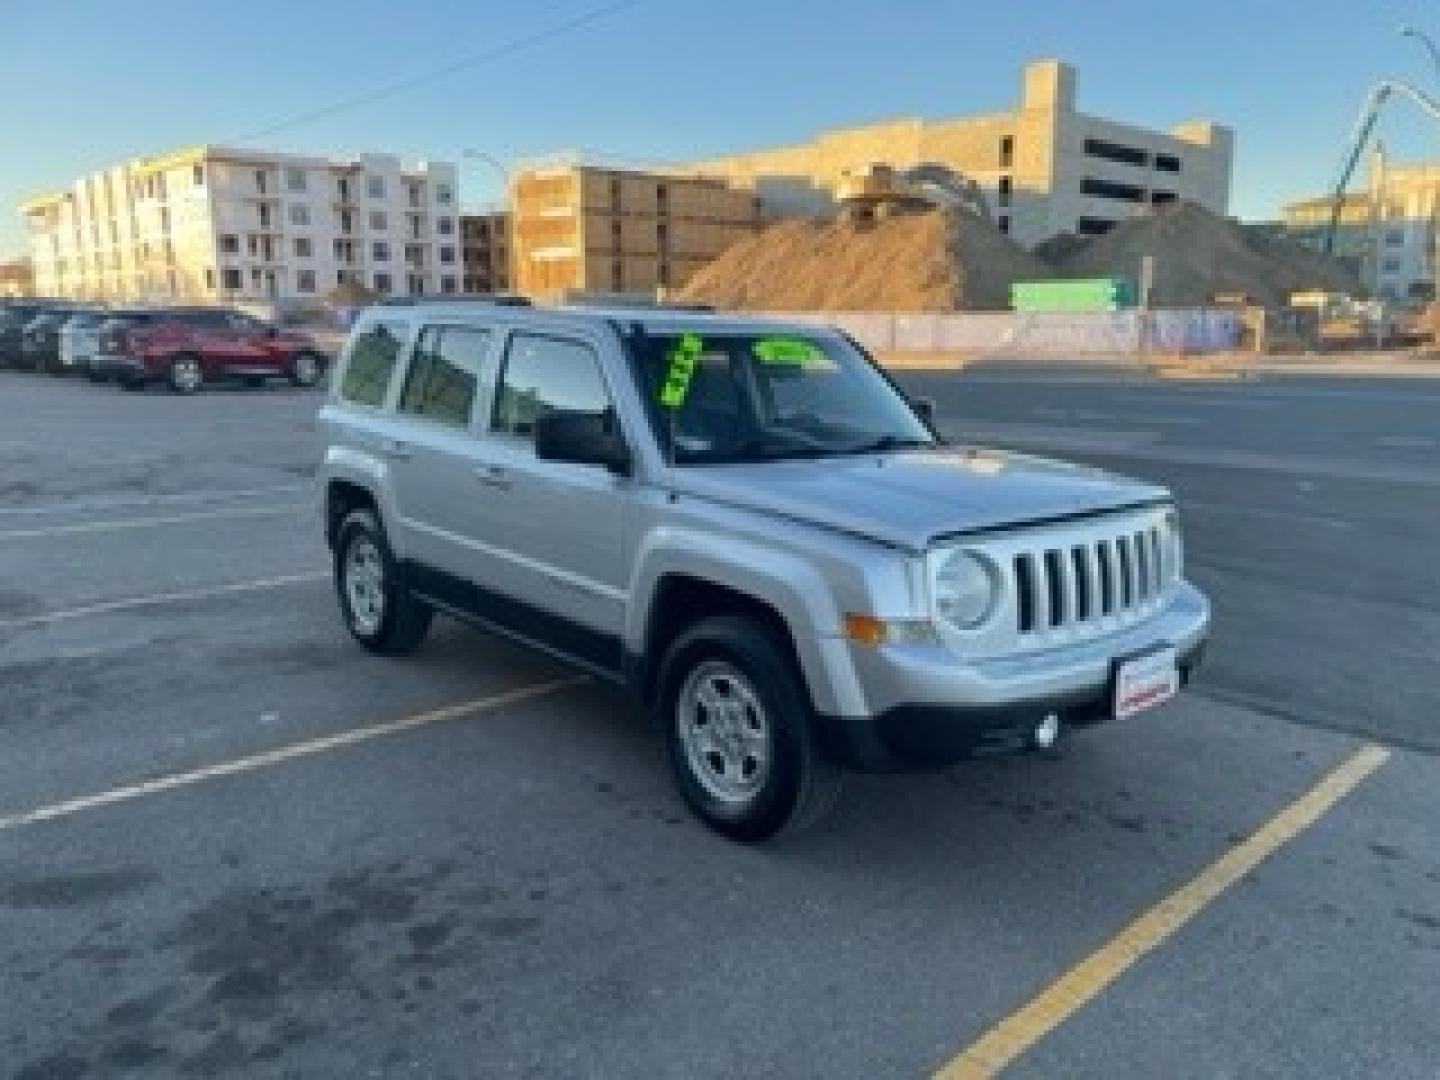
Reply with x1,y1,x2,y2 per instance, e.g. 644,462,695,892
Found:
1013,524,1172,636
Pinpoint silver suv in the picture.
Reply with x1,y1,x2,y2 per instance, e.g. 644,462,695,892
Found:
318,302,1209,841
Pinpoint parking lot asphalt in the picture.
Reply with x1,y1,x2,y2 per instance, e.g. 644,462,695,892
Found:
2,368,1437,1079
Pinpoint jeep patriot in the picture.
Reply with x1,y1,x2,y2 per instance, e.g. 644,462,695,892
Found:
318,303,1209,841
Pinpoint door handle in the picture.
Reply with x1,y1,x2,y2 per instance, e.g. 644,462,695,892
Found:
473,464,512,489
380,438,412,461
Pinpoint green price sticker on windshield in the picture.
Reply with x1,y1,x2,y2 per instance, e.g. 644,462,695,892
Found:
753,337,826,366
659,332,703,408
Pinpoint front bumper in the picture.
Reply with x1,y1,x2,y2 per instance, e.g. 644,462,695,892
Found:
814,582,1210,770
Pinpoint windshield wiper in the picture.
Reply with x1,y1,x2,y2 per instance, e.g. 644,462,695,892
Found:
838,435,936,456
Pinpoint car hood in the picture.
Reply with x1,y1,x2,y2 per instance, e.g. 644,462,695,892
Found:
666,446,1170,551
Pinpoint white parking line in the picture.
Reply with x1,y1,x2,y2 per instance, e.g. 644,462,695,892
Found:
0,678,585,833
0,483,309,516
0,571,328,629
0,504,307,540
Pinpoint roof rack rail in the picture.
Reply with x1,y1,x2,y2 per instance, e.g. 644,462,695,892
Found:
561,295,715,313
375,294,532,308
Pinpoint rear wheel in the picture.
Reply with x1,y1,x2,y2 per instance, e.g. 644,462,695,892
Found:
657,615,841,842
167,353,203,395
288,350,324,388
334,509,432,655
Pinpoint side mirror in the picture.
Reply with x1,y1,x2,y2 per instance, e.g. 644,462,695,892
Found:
534,410,631,475
913,396,937,427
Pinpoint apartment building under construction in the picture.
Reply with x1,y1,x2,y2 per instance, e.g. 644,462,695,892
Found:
509,163,760,300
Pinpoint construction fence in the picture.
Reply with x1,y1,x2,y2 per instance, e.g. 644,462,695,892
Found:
762,309,1244,356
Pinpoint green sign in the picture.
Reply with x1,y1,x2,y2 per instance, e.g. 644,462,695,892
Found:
752,337,827,365
659,332,704,408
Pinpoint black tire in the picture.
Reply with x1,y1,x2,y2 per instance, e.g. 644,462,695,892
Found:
334,508,432,655
244,375,266,389
288,350,324,388
86,367,109,384
167,353,203,395
119,377,146,392
655,614,841,842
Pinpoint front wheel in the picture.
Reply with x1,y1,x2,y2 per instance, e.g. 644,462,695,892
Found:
334,509,432,655
288,351,324,388
657,615,841,842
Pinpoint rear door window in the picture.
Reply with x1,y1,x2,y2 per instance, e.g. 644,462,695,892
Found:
339,321,408,409
397,325,491,428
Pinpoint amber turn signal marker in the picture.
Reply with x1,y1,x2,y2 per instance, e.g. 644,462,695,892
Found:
843,613,889,647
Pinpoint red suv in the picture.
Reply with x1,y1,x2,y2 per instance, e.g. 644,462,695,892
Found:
93,306,327,394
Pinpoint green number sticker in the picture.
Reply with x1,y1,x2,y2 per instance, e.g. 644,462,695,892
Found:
752,337,827,365
659,332,703,408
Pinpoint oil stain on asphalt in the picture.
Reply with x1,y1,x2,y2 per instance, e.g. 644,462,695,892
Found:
9,858,547,1078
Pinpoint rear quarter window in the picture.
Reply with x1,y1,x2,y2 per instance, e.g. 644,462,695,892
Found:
340,321,408,409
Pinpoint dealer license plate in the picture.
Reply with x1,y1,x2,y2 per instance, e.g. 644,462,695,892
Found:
1113,646,1179,720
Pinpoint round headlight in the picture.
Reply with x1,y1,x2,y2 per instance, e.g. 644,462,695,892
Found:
934,550,999,630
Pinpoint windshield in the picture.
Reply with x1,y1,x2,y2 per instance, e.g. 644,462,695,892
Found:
628,330,934,465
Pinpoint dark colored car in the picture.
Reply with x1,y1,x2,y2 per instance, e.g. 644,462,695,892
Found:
94,306,327,394
0,302,49,368
20,306,95,372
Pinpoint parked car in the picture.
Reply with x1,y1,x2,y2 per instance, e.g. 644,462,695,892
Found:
317,303,1210,841
58,309,111,375
0,302,53,368
21,305,95,372
94,306,327,393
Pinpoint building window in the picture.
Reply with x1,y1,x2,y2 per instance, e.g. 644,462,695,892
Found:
609,177,622,210
999,136,1015,168
439,246,455,264
373,241,390,261
370,210,387,231
374,272,393,293
193,164,205,187
367,175,386,199
298,269,316,293
1081,176,1146,203
1151,191,1178,205
998,215,1010,235
222,267,242,290
247,236,260,256
435,184,453,206
612,259,623,291
658,261,670,287
1385,230,1405,247
657,221,669,249
1083,138,1150,168
1077,216,1116,236
285,167,307,192
1155,154,1182,174
219,234,239,254
441,275,457,294
338,177,352,202
294,237,312,258
255,169,270,194
289,204,310,227
436,216,454,235
407,182,422,209
204,267,215,289
998,176,1013,208
657,183,669,210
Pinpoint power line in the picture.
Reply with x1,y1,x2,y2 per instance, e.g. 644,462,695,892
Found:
231,0,641,143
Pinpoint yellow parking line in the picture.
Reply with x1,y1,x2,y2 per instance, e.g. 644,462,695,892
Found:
0,677,585,833
935,743,1390,1079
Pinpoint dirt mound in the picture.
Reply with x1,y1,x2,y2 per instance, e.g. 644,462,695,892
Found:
679,208,1049,311
1047,202,1360,308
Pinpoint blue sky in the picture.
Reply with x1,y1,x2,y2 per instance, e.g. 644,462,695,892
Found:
8,0,1440,256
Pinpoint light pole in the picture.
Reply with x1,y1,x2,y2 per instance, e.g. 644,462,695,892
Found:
1401,26,1440,82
